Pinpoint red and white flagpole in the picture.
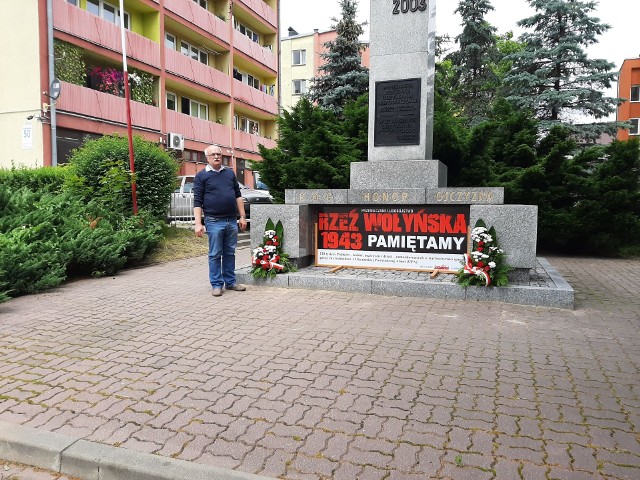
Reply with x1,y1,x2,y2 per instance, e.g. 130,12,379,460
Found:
119,0,138,215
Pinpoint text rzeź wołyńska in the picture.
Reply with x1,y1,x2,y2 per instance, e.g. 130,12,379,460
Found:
316,206,469,272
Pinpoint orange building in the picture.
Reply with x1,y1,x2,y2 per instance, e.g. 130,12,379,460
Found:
617,57,640,141
1,0,279,187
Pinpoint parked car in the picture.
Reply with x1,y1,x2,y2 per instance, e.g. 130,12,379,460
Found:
167,175,272,222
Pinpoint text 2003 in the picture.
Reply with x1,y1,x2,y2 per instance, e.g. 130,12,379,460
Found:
392,0,427,14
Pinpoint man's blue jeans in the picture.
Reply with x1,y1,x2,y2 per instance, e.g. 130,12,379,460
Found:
204,216,238,288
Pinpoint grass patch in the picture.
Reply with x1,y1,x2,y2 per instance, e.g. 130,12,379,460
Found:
140,224,208,265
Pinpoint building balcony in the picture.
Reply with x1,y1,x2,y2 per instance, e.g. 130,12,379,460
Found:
233,80,277,115
53,0,160,69
165,48,231,97
234,129,277,153
166,110,230,145
56,81,161,131
164,0,230,45
233,30,276,72
236,0,277,29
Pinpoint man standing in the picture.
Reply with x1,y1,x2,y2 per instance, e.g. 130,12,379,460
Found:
193,145,247,297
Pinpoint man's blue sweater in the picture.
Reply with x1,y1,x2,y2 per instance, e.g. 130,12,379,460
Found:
193,167,242,217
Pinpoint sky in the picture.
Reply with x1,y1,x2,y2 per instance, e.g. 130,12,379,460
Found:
280,0,640,107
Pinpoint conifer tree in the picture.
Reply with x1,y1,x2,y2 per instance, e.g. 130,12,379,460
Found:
448,0,499,124
503,0,618,139
308,0,369,114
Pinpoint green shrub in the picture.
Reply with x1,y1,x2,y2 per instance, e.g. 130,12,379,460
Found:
66,135,178,218
0,224,69,296
0,165,70,194
0,184,164,297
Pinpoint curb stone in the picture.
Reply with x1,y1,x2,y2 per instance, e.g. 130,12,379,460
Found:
0,421,271,480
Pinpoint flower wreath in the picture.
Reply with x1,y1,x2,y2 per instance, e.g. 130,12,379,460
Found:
251,218,296,278
455,219,510,287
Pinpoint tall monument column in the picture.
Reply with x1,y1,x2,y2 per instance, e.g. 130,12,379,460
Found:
351,0,445,189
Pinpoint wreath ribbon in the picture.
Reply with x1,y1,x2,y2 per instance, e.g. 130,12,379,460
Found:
463,253,491,286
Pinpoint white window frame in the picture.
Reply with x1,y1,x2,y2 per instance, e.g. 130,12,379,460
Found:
166,91,177,111
180,40,208,66
193,0,207,9
630,118,639,136
87,0,130,29
631,85,640,103
181,95,208,120
292,79,307,95
165,33,176,50
234,115,259,135
233,19,261,45
292,49,306,66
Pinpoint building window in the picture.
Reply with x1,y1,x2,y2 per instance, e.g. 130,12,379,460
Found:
166,92,177,111
165,33,176,50
86,0,130,29
66,0,78,5
292,50,306,65
180,41,208,66
631,86,640,102
235,115,260,135
292,79,307,95
181,96,208,120
234,19,261,45
233,68,261,90
630,119,639,136
193,0,207,8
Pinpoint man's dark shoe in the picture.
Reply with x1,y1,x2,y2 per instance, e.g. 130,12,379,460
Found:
225,284,246,292
212,287,223,297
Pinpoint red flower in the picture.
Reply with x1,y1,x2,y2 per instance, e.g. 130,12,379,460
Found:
273,241,279,246
477,261,485,268
477,247,484,252
478,241,485,246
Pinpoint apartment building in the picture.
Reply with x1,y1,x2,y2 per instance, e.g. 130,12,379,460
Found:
0,0,279,186
617,57,640,141
280,27,369,112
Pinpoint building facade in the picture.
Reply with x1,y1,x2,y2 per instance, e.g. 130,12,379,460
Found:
0,0,279,187
617,57,640,141
280,28,369,113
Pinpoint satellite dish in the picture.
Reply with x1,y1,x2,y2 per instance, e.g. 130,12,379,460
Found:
50,79,61,100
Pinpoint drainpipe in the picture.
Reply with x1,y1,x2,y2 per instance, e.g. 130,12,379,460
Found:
47,0,58,166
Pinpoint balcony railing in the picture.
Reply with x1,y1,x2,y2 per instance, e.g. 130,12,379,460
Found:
233,30,277,72
164,0,230,45
53,0,160,69
233,80,277,115
164,48,231,97
166,110,230,145
56,81,160,131
234,129,277,153
236,0,277,29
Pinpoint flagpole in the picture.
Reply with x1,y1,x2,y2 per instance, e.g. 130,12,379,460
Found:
119,0,138,215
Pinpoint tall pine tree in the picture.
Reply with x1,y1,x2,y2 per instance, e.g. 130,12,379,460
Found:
503,0,618,139
308,0,369,114
448,0,499,124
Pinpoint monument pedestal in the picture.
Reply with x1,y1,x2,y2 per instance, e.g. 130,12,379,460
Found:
350,160,447,189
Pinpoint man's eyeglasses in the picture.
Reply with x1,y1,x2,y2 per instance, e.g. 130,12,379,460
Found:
206,153,221,157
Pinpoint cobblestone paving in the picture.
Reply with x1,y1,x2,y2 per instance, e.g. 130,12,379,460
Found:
1,254,639,480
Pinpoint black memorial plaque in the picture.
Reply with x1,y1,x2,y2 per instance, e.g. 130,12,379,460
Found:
374,78,421,147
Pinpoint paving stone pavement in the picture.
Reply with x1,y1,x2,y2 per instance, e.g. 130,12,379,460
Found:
1,252,639,480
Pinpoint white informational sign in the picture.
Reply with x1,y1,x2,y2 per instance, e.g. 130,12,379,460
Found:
22,124,33,150
317,249,463,272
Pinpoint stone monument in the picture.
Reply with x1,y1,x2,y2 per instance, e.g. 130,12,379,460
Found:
248,0,539,287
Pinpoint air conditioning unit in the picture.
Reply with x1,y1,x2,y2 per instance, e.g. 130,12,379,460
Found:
167,132,184,151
